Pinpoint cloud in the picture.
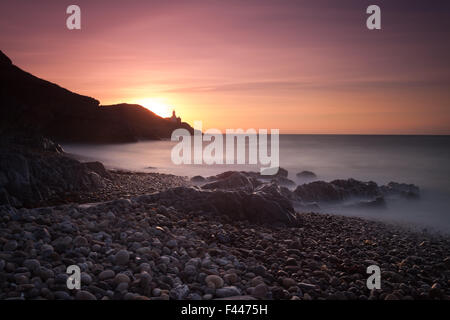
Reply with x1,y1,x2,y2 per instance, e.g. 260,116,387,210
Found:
160,78,450,94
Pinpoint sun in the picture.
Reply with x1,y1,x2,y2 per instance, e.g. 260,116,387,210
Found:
133,97,172,118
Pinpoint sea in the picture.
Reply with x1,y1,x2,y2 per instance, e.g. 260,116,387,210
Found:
63,135,450,234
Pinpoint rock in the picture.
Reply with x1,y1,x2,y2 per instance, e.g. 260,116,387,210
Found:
39,267,54,280
81,273,92,285
190,176,206,183
202,172,260,191
166,239,178,248
303,293,312,300
40,244,54,256
385,294,400,300
74,236,88,247
349,196,386,209
298,283,318,291
23,259,40,272
205,275,224,289
253,265,267,277
116,282,128,292
170,284,190,300
216,286,241,298
252,283,268,299
139,184,297,226
380,182,420,198
183,264,197,277
98,270,115,280
282,278,297,289
296,171,317,179
294,179,379,202
271,177,296,188
286,258,297,266
76,290,97,300
114,273,131,285
215,295,257,300
83,161,111,179
114,250,130,265
4,240,18,251
223,273,239,284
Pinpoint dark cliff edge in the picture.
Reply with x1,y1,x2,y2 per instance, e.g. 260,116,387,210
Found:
0,50,193,144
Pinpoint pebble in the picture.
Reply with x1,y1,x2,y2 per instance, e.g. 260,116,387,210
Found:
4,240,18,251
76,290,97,300
216,286,241,298
99,270,115,280
282,277,297,289
205,275,224,289
114,273,131,285
114,250,130,266
252,283,268,299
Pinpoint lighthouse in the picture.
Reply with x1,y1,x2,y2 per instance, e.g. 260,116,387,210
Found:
168,109,181,124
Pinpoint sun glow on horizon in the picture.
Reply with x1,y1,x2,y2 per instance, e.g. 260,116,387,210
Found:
132,97,173,118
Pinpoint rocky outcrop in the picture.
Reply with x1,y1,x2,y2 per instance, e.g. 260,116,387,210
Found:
0,50,193,143
201,172,261,191
0,135,109,207
294,178,419,206
137,183,298,226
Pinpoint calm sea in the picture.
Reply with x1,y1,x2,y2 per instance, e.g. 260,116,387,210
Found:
64,135,450,233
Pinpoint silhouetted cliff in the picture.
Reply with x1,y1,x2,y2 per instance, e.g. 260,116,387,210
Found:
0,50,193,143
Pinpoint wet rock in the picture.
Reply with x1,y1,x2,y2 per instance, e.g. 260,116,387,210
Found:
202,172,260,191
296,171,317,179
190,176,206,183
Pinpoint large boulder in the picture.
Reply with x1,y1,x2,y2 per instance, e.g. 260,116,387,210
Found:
0,134,108,207
137,184,297,226
380,182,420,199
202,172,261,191
294,178,419,204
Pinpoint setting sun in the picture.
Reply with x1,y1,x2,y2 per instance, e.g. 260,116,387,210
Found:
132,97,173,118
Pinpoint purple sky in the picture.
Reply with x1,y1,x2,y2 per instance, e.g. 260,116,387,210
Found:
1,0,449,133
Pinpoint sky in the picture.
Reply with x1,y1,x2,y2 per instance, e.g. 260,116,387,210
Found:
1,0,449,134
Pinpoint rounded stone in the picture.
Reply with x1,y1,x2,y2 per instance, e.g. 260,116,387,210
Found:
252,283,268,299
282,277,297,289
114,250,130,266
114,273,131,285
76,290,97,300
99,269,115,280
205,275,224,289
74,236,88,247
4,240,18,251
23,259,40,272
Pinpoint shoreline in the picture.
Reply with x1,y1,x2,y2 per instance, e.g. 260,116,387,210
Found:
1,166,449,300
1,186,449,300
1,137,449,300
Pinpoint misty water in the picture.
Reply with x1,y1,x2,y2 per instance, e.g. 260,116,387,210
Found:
64,135,450,233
